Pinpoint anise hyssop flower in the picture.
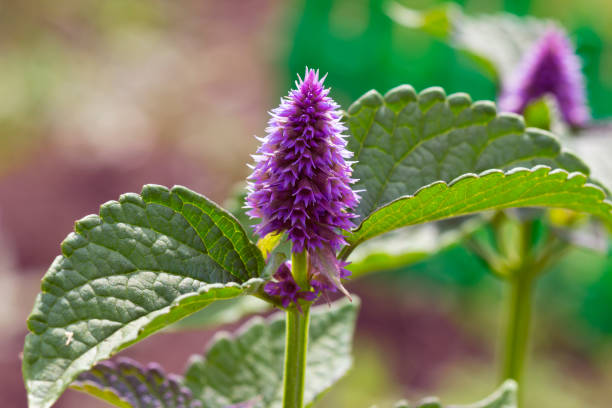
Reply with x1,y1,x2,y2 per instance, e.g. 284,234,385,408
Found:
247,68,359,304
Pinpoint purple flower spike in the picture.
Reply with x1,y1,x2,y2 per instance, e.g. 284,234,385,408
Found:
247,68,359,299
499,27,589,127
264,262,317,310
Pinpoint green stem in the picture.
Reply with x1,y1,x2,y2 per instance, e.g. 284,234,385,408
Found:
493,217,570,406
291,249,309,289
501,268,535,406
282,250,310,408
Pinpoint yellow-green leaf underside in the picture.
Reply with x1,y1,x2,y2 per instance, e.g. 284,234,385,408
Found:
342,167,612,258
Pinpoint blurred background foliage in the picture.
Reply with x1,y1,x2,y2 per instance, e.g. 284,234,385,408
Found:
2,0,612,407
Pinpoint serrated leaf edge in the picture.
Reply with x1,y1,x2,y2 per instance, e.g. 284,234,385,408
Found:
25,279,263,408
183,298,360,408
344,84,590,221
23,184,265,408
343,165,612,256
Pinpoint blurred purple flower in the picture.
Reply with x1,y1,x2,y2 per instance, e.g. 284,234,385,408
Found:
499,27,589,127
247,68,359,299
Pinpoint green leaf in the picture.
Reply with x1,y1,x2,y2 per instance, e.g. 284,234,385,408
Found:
569,125,612,193
257,232,284,260
451,12,549,81
72,357,201,408
343,167,612,258
168,296,270,331
384,2,457,39
522,97,553,130
412,400,442,408
22,184,265,408
348,216,487,278
223,183,258,242
389,380,517,408
463,380,517,408
387,3,549,80
345,85,589,223
183,298,359,408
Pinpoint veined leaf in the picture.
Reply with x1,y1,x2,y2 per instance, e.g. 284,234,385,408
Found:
223,184,257,242
345,85,588,223
72,357,201,408
22,184,265,408
342,167,612,258
184,298,359,408
389,380,517,408
167,231,286,332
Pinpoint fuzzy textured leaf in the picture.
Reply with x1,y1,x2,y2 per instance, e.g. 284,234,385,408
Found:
72,357,201,408
345,85,587,222
184,298,359,408
343,167,612,257
23,184,265,408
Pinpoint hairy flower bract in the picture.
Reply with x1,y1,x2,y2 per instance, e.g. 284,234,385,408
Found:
264,262,317,310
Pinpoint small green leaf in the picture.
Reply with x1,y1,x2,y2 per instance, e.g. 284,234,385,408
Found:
255,233,292,281
345,85,588,223
257,232,284,260
184,298,359,408
522,97,553,130
23,185,265,408
388,380,517,408
72,357,201,408
343,167,612,258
